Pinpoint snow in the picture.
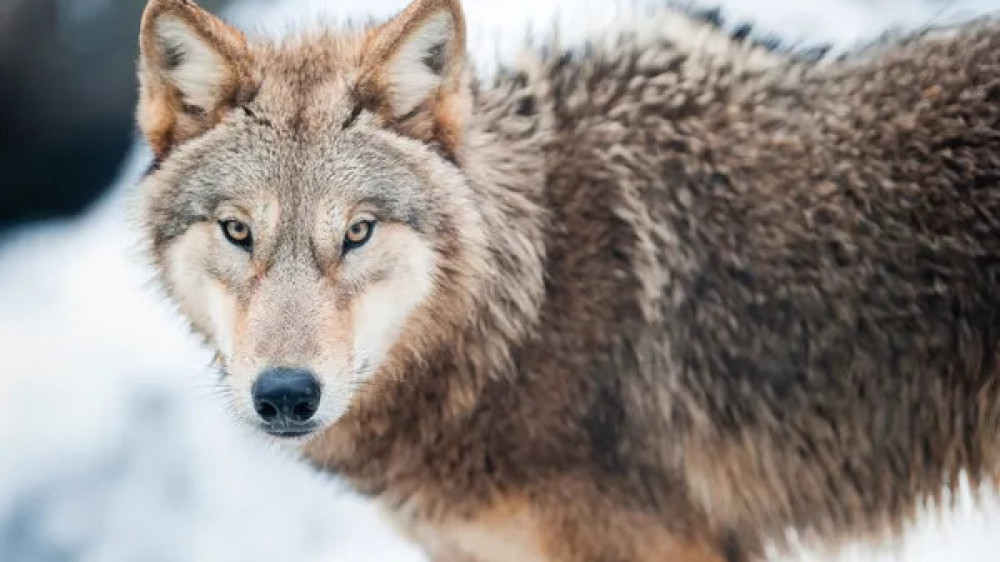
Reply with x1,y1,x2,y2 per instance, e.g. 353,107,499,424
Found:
1,1,999,561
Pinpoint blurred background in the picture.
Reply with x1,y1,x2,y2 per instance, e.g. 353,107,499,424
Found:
0,0,230,228
1,0,1000,561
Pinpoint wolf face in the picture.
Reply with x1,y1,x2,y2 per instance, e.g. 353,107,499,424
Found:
137,0,486,440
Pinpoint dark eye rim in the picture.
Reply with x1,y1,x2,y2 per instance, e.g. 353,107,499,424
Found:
219,219,253,251
343,219,376,251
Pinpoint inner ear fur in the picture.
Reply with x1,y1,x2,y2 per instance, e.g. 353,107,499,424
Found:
138,0,257,158
356,0,471,156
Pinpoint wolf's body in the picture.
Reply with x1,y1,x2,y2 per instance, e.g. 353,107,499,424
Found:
136,0,1000,560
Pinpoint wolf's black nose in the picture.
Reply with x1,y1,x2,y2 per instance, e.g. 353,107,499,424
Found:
252,368,321,426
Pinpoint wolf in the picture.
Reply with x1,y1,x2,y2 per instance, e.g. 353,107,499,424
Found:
134,0,1000,559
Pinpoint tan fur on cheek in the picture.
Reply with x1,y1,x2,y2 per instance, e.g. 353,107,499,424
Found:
349,225,437,378
163,226,217,338
162,225,240,361
205,278,239,361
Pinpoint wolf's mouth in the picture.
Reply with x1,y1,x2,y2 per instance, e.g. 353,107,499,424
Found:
260,423,319,439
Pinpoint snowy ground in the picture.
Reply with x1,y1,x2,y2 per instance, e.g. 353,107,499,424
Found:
2,1,1000,561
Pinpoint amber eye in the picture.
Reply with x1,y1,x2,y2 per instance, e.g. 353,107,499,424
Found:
220,219,253,250
343,219,375,251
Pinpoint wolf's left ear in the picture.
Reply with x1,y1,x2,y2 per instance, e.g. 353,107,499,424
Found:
138,0,256,159
358,0,470,155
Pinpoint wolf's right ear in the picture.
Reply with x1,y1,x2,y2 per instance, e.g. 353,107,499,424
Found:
138,0,255,158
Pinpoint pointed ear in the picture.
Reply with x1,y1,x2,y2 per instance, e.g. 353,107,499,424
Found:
138,0,256,159
358,0,470,155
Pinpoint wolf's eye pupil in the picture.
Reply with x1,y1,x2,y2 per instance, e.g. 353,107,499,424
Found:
344,220,375,251
220,219,253,250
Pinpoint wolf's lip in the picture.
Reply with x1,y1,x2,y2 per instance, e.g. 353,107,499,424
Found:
261,424,317,438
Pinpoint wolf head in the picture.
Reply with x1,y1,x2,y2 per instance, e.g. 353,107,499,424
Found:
136,0,488,441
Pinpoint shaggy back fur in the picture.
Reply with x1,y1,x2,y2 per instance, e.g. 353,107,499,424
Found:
137,0,1000,560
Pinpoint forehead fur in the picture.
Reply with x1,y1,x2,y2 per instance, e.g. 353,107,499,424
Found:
141,24,468,251
144,118,446,251
246,31,370,136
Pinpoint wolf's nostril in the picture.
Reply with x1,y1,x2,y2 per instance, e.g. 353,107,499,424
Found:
292,402,317,422
257,402,278,422
251,367,321,425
